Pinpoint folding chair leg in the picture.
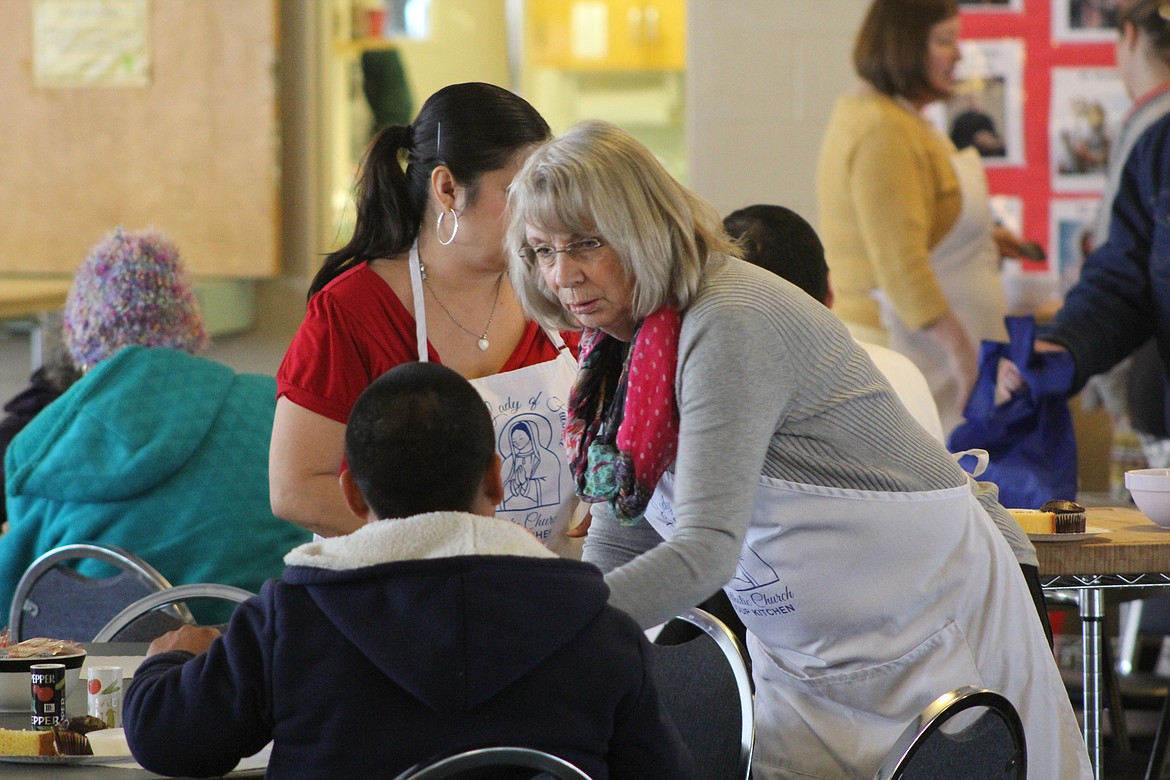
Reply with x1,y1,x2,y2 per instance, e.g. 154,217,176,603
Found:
1145,693,1170,780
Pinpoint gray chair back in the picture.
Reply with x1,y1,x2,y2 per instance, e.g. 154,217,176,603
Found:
650,607,754,780
873,686,1026,780
392,746,593,780
8,543,176,642
92,582,255,642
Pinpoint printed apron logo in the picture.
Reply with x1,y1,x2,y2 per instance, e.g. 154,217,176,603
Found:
727,585,797,617
498,413,562,510
730,545,781,592
494,399,565,542
646,474,785,603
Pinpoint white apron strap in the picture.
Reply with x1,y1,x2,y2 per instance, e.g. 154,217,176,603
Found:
952,448,990,477
408,241,429,363
543,327,567,353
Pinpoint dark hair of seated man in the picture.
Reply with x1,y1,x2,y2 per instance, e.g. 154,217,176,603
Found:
345,361,495,519
722,204,831,305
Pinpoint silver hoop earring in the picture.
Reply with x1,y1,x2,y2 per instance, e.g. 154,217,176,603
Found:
436,208,459,246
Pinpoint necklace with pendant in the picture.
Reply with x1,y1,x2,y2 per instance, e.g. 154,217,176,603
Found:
419,258,504,352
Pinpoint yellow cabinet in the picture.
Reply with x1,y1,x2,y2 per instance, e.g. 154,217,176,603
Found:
526,0,685,71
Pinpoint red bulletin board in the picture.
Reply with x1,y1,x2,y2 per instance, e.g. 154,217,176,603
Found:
960,1,1119,272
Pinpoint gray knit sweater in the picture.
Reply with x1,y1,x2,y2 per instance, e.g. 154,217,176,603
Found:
584,254,1035,629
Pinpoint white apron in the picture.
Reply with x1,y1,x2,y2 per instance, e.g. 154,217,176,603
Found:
409,244,583,558
878,146,1008,434
644,473,1090,780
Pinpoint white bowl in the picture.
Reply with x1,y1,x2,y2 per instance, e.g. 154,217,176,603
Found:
1126,468,1170,528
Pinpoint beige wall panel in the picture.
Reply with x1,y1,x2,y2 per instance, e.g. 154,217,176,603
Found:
0,0,279,278
397,0,511,101
687,0,865,222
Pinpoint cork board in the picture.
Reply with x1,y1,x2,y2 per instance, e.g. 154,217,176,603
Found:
0,0,279,278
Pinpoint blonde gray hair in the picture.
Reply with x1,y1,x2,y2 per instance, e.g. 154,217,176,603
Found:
506,120,737,331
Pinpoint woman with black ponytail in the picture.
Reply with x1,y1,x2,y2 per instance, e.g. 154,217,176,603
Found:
272,83,582,556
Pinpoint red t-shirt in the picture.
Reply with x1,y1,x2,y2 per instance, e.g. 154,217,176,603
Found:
277,263,578,424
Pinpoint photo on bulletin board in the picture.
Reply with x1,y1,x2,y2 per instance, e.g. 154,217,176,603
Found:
959,0,1022,11
924,39,1024,167
1050,68,1130,192
1049,198,1102,290
1053,0,1122,43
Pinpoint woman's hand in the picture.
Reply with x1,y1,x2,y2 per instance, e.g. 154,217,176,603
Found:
566,503,593,538
269,399,365,537
993,340,1069,404
993,226,1045,264
993,226,1027,260
995,358,1023,405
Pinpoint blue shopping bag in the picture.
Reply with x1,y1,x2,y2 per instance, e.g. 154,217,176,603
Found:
948,316,1078,509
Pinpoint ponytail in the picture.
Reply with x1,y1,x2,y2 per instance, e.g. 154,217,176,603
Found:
308,124,421,298
308,83,550,300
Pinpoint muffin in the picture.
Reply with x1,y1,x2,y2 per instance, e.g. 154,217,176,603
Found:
1040,499,1086,534
52,715,109,756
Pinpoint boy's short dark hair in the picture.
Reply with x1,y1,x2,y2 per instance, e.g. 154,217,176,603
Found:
345,362,494,519
723,204,830,305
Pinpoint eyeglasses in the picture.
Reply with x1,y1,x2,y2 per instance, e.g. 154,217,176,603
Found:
520,237,607,266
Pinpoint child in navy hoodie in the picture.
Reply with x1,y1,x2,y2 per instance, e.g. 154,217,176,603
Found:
124,361,694,779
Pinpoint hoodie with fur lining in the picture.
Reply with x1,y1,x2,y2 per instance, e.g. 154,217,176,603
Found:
124,512,694,779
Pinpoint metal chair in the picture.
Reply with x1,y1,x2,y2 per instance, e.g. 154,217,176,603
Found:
650,607,754,780
873,686,1027,780
8,543,177,642
392,746,593,780
92,583,256,642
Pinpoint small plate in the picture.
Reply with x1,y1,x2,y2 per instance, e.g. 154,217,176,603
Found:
1028,525,1109,542
0,650,86,673
0,754,136,765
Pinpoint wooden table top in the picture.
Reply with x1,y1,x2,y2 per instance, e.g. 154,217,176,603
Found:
1035,506,1170,576
0,278,72,320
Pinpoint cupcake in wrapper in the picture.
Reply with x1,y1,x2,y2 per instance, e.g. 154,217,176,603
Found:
51,716,107,756
52,726,92,756
1041,499,1087,534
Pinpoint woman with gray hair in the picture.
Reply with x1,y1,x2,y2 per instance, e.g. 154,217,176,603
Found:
506,120,1090,779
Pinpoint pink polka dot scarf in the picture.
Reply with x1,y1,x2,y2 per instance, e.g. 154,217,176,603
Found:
563,308,680,525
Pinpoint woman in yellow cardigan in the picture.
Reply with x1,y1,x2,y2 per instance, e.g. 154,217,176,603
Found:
816,0,1019,434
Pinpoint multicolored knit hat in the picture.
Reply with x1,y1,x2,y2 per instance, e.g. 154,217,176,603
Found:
63,227,210,368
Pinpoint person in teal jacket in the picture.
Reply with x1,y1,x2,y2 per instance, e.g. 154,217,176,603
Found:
1,228,310,615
